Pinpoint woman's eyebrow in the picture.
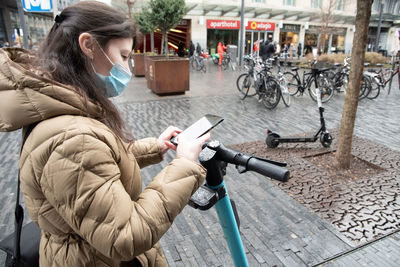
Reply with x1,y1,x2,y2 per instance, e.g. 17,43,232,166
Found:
121,49,131,54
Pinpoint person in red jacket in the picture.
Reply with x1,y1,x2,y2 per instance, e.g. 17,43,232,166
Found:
217,42,226,66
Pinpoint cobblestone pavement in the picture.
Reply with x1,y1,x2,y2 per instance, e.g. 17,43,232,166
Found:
231,129,400,245
1,63,399,266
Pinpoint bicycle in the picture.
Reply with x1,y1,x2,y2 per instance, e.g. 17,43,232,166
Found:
236,57,281,109
265,57,290,107
191,54,207,73
283,63,334,103
221,54,236,71
189,140,289,267
366,61,400,96
326,57,351,94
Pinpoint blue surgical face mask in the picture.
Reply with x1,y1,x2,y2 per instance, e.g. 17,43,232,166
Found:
93,41,132,97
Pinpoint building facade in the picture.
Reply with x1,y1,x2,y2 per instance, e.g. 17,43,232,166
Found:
182,0,400,56
0,0,77,48
2,0,399,56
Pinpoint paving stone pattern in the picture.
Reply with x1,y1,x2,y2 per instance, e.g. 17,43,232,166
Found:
0,66,399,266
230,129,400,245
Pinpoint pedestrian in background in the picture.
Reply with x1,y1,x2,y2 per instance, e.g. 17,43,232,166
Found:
217,41,226,66
289,43,295,59
196,42,202,56
0,1,208,266
260,38,276,62
177,42,185,57
297,43,302,59
189,40,195,57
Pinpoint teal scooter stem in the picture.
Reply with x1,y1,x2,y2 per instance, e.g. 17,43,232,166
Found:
209,181,248,266
189,140,289,267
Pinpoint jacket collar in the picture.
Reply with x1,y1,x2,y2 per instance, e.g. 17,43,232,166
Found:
0,48,102,132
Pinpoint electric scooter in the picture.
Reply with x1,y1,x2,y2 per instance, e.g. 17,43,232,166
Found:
189,140,289,267
266,88,333,148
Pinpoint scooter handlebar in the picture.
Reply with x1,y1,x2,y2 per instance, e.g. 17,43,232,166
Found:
205,141,290,182
246,157,289,182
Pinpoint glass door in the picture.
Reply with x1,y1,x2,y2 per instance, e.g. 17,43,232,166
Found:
245,31,252,55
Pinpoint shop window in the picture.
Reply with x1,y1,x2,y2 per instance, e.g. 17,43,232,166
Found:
335,0,345,10
252,0,266,3
311,0,322,8
283,0,296,6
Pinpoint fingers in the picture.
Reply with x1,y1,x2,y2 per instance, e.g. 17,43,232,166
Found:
164,140,177,151
197,132,211,144
166,126,182,135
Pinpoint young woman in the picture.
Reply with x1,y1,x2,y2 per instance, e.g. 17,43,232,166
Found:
0,1,208,266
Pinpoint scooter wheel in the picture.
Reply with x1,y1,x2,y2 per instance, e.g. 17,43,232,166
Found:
320,132,333,148
266,133,280,148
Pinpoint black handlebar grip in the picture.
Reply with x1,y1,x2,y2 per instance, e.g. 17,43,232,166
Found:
247,157,290,182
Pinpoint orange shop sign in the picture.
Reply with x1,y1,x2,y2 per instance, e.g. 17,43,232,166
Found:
207,20,240,29
246,21,275,31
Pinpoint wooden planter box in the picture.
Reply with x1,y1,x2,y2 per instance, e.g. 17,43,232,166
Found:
145,56,189,95
133,54,145,77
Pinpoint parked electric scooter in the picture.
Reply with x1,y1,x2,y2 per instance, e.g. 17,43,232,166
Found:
266,88,333,148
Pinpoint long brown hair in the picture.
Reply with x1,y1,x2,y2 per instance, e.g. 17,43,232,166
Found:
37,1,136,142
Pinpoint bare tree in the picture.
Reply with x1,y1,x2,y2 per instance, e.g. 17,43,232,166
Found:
317,0,336,54
335,0,374,169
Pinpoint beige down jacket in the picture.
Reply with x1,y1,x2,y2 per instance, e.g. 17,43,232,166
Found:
0,48,206,266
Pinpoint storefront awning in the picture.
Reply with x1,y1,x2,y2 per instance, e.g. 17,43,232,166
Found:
184,2,400,27
184,2,357,24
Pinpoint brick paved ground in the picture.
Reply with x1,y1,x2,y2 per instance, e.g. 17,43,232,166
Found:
1,63,399,266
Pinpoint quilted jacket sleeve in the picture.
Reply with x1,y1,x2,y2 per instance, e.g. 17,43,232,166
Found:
39,133,206,261
130,137,163,168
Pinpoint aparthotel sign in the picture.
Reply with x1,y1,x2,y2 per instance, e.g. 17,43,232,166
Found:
207,20,275,31
207,20,240,29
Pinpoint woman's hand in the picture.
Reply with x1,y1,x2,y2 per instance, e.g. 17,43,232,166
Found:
157,126,182,154
174,133,211,162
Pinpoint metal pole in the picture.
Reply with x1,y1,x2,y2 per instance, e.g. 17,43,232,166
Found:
53,0,58,18
375,1,384,52
238,0,245,66
16,0,29,49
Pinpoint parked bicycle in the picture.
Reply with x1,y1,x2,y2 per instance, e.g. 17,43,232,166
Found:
365,61,400,97
254,57,290,107
326,57,351,94
191,51,207,73
221,54,236,71
283,63,334,103
236,57,281,109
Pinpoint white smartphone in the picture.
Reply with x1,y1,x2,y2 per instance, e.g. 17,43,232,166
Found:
170,114,224,146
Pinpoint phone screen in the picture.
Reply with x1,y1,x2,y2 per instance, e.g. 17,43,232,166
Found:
171,114,223,145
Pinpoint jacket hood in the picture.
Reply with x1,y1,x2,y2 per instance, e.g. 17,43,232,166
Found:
0,48,102,132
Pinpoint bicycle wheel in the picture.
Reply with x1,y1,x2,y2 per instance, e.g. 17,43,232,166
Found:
279,77,291,107
309,74,334,103
283,72,299,96
221,58,228,70
237,73,256,98
339,73,349,93
359,75,371,100
260,78,281,110
366,75,381,99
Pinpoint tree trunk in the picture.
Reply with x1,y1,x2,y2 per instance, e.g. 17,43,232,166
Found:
151,32,154,53
143,34,146,53
164,33,169,55
335,0,373,169
161,35,164,55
